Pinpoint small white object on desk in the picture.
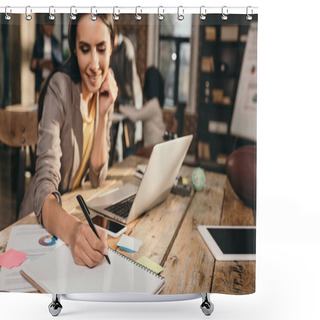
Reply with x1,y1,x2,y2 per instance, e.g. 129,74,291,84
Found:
117,234,142,253
134,164,147,179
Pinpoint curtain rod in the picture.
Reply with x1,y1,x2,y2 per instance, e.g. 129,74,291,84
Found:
0,6,258,16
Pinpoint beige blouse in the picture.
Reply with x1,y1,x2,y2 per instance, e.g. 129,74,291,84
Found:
19,72,113,223
72,94,96,190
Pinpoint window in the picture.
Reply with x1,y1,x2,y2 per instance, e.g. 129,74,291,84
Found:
159,15,192,107
61,14,71,60
147,15,199,113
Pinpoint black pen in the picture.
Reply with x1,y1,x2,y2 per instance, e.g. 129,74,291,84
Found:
76,195,111,265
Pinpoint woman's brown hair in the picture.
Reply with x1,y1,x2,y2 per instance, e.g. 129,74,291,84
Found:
38,14,114,121
64,13,114,83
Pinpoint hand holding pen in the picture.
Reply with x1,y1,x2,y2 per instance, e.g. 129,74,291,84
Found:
77,195,110,267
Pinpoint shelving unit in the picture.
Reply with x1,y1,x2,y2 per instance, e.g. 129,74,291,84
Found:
197,14,257,173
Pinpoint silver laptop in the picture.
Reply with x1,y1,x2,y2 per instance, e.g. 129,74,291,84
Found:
87,135,193,224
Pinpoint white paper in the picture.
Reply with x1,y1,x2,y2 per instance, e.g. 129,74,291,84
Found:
21,244,164,294
137,164,147,174
0,225,63,292
117,234,142,252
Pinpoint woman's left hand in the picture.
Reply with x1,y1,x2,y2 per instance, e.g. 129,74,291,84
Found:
99,70,118,119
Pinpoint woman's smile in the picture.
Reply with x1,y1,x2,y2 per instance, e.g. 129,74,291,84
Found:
75,15,111,102
87,73,102,86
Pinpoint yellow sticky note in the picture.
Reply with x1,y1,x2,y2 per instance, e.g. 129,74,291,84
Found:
136,256,164,274
182,178,188,185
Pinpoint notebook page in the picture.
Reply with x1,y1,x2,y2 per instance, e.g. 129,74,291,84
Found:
21,244,164,294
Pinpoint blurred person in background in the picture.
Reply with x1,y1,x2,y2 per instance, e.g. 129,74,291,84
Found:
120,66,165,148
110,29,142,159
30,14,63,102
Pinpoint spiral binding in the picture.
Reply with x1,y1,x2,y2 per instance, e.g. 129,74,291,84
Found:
0,6,258,21
108,247,164,280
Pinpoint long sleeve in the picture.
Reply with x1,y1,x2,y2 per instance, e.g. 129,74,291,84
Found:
120,98,165,147
19,72,114,223
119,98,157,122
34,75,65,223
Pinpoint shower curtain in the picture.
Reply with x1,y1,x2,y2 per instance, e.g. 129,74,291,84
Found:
0,8,257,298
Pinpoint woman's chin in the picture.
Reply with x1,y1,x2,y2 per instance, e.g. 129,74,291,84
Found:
85,78,102,92
87,84,100,94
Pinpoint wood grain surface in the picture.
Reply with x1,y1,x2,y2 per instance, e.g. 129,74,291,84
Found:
0,155,256,295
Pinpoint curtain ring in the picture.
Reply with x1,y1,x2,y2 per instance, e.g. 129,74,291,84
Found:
177,6,184,21
5,6,12,21
49,6,55,21
25,6,32,21
221,6,228,21
135,6,142,21
200,6,207,20
91,6,97,21
69,6,77,20
113,6,120,21
158,6,164,21
246,6,253,21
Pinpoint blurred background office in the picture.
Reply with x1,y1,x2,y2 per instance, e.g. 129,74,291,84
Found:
0,13,257,230
30,14,63,103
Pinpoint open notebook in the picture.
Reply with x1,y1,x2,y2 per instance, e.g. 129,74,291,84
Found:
20,244,164,294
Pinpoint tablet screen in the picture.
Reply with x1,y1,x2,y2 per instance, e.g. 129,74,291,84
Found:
207,228,256,254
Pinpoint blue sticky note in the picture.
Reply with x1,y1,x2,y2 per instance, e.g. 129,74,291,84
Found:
119,246,134,253
117,234,143,252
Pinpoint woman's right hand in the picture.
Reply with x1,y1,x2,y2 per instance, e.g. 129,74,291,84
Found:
68,220,108,268
42,194,108,268
99,71,118,120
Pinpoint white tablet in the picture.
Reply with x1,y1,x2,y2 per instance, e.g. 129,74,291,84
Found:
198,226,256,261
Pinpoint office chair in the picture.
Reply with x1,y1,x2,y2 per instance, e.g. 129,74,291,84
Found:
0,108,38,220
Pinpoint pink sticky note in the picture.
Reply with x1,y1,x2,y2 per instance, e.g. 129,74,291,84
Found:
0,249,27,269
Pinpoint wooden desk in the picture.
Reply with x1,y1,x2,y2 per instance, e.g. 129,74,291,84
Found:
0,155,255,295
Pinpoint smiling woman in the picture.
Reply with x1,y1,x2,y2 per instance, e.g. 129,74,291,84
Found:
18,14,118,268
0,10,260,316
75,16,113,103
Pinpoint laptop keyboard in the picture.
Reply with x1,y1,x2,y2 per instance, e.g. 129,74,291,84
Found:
104,194,136,218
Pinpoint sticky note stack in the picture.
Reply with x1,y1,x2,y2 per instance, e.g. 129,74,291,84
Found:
0,249,27,269
136,256,164,274
117,234,142,253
